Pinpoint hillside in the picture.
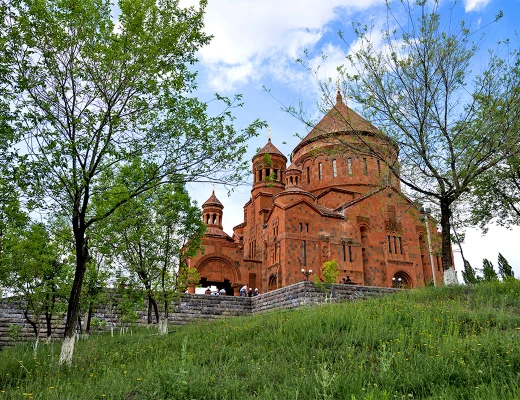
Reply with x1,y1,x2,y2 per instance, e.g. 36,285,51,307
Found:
1,281,519,399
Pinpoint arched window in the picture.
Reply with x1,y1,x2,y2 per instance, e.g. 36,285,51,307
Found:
318,162,323,180
332,159,337,177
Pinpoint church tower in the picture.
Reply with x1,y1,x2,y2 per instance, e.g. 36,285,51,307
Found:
202,189,224,233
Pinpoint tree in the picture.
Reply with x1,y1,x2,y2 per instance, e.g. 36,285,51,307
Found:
470,156,520,232
497,253,514,280
295,0,520,272
95,169,205,334
0,221,72,343
482,259,498,282
461,260,479,285
2,0,264,364
321,259,340,284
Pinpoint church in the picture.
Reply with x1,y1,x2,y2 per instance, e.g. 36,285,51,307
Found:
186,90,445,295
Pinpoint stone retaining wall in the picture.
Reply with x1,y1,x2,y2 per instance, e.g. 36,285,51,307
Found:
0,282,399,347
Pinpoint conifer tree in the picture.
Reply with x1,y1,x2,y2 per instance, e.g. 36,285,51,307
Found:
461,260,479,285
482,259,498,282
497,253,515,280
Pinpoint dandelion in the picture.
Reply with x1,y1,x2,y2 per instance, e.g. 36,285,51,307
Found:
49,387,55,389
137,378,142,381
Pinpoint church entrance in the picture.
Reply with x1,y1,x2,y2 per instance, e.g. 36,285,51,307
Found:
391,271,412,288
199,278,233,295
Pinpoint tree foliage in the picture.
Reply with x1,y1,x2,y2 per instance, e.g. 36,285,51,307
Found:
0,221,73,339
482,259,498,282
497,253,514,280
96,175,205,332
1,0,264,364
321,259,340,284
461,260,479,285
470,156,520,232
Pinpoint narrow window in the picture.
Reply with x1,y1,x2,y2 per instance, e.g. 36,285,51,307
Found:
305,223,309,233
302,240,307,266
363,158,368,175
348,245,353,262
318,162,323,180
299,223,303,232
387,236,392,253
377,160,381,174
332,159,337,177
259,169,263,181
307,166,310,183
274,169,278,181
342,245,346,262
347,158,352,175
393,236,397,254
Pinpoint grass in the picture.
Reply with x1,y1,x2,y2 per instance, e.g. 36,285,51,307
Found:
1,280,519,399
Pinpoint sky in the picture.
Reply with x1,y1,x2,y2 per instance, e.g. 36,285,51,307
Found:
179,0,520,280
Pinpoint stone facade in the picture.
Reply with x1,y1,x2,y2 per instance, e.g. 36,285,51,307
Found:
188,91,448,295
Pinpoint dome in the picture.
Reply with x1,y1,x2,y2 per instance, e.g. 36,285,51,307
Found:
293,90,386,155
203,190,223,209
254,138,287,161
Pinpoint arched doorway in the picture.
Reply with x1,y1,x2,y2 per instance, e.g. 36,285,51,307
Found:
195,254,241,295
392,271,412,288
268,274,278,291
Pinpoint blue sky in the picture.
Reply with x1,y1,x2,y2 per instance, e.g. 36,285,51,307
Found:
180,0,520,279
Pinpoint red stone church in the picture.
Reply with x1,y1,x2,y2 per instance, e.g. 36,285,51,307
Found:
187,91,445,295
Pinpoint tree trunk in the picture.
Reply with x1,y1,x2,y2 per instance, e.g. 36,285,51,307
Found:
45,310,52,339
23,308,38,337
59,231,89,365
86,302,93,334
147,299,152,324
148,294,160,324
157,314,168,335
440,198,453,272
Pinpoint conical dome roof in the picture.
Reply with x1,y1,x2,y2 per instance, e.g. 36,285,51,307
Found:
254,138,287,160
293,90,381,154
203,190,223,208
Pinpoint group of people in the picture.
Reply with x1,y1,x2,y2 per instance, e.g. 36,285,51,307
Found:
240,285,259,297
203,286,260,296
204,287,227,296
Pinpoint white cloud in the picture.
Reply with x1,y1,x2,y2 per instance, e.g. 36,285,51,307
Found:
463,0,492,12
188,0,384,91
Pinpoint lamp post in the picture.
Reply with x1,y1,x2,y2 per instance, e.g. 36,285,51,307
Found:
301,268,312,281
392,276,403,288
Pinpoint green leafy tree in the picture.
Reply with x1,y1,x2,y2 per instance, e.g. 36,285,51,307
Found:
461,260,479,285
321,260,339,284
470,156,520,232
96,175,205,334
482,259,498,282
294,0,520,272
0,222,72,342
497,253,515,280
2,0,264,364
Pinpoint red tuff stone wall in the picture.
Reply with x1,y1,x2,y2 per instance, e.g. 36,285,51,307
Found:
189,96,446,294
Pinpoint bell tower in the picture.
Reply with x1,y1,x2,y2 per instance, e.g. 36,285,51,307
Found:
202,189,224,230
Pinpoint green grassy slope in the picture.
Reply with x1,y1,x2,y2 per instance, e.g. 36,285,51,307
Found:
1,280,519,400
